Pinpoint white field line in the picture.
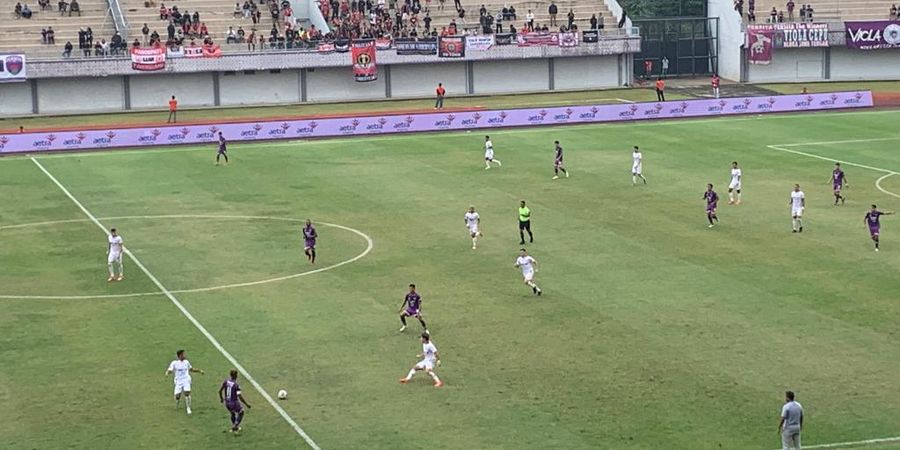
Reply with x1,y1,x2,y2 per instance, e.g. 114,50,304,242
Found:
3,109,899,161
773,435,900,450
615,98,636,103
876,173,900,199
774,137,900,148
29,158,322,450
765,145,898,175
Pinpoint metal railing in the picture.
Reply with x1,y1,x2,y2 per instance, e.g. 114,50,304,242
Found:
107,0,129,40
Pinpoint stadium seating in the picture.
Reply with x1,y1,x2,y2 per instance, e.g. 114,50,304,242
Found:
747,0,895,22
426,0,618,33
120,0,248,43
0,0,113,57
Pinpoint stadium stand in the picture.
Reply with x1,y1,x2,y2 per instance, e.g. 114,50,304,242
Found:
1,0,114,57
738,0,896,22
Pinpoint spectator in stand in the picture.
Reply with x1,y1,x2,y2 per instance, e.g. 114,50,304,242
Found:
57,0,67,15
748,10,756,22
424,12,431,31
458,7,466,26
495,10,502,33
891,4,897,19
63,40,73,57
142,23,150,43
22,3,33,18
526,9,534,31
38,0,49,11
805,4,813,22
167,96,178,123
69,0,79,15
111,31,123,54
786,0,794,21
159,3,167,19
233,2,241,17
799,3,806,21
589,13,597,30
41,28,48,44
548,1,557,27
769,6,777,22
227,26,237,43
435,82,445,109
247,29,256,50
453,0,461,12
567,9,574,28
478,3,486,17
47,26,55,43
661,56,669,76
237,26,245,42
167,20,175,39
509,5,516,19
508,23,516,37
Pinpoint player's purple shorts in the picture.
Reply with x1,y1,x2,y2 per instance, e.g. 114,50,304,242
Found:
833,183,842,191
404,307,420,316
706,203,717,212
304,239,316,248
218,147,227,154
226,401,243,413
870,225,880,236
554,159,563,167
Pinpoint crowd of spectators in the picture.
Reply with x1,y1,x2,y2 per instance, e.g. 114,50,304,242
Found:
737,1,815,23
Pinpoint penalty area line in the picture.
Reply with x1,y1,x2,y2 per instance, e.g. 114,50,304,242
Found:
29,157,322,450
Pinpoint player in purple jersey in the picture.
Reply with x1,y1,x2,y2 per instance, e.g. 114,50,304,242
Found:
302,219,318,264
864,204,894,251
215,132,229,166
552,140,569,179
218,369,251,433
398,283,428,333
827,163,848,205
704,183,720,228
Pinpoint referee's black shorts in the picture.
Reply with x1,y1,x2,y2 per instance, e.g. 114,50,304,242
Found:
518,220,531,231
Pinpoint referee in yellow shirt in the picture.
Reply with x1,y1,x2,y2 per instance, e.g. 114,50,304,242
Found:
518,200,533,245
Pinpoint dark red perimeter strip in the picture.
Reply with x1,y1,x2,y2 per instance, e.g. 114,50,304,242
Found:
0,105,487,134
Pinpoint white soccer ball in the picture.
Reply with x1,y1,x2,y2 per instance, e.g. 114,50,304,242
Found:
277,389,288,400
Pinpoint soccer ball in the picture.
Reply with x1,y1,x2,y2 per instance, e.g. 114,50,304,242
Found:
277,389,288,400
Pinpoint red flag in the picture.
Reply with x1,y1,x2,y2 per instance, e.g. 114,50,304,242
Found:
351,39,377,82
747,25,775,65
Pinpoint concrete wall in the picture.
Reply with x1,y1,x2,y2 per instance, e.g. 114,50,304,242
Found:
0,82,33,115
473,59,550,93
707,0,744,80
831,47,900,81
554,56,620,90
129,72,216,109
747,48,826,82
37,76,124,113
306,66,387,101
220,70,301,105
390,62,467,97
2,55,625,115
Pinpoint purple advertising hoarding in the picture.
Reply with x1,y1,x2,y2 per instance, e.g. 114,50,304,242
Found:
0,92,873,154
846,21,900,50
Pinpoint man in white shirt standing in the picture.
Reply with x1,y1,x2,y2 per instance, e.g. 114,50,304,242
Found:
483,135,502,170
790,184,806,233
728,161,742,205
778,390,804,450
515,248,542,296
399,333,443,387
107,228,124,282
165,349,205,415
464,206,482,250
632,146,646,185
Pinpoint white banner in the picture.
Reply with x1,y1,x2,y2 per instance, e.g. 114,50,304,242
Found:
166,46,185,58
130,47,166,71
558,32,579,47
183,46,204,58
0,53,27,82
465,35,495,51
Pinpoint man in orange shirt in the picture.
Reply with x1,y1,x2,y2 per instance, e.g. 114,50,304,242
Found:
655,78,665,102
435,83,446,109
167,95,178,123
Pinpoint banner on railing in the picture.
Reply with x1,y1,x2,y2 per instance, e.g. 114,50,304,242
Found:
202,44,222,58
0,53,27,82
746,26,774,65
334,39,350,52
438,36,465,57
582,30,599,43
845,21,900,50
375,37,393,50
317,42,335,53
395,38,438,55
184,46,204,58
516,32,559,46
0,92,873,154
465,35,494,51
495,33,513,45
747,23,828,49
351,39,377,82
130,47,166,71
166,46,185,58
559,32,579,47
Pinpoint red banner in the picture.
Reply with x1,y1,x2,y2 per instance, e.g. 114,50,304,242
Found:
184,46,204,58
351,39,377,82
375,37,392,50
746,26,774,65
438,36,465,57
202,44,222,58
516,32,559,47
130,46,166,71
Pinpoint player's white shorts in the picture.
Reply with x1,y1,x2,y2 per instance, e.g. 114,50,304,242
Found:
174,380,192,395
415,359,435,371
107,252,122,264
522,270,534,282
468,225,479,235
632,164,642,175
792,207,804,217
729,181,741,190
485,150,494,161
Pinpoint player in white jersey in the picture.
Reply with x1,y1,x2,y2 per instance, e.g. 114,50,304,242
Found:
728,161,743,205
483,135,501,169
399,333,443,387
789,184,806,233
165,349,205,415
515,248,542,295
632,146,646,185
106,228,124,282
464,206,482,249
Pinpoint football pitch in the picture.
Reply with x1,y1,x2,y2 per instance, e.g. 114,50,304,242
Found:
3,108,900,450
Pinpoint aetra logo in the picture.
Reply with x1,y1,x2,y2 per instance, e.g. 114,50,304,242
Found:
394,116,415,130
296,121,318,135
487,111,507,125
579,106,600,119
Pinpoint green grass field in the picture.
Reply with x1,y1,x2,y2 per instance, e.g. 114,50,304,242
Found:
2,108,900,450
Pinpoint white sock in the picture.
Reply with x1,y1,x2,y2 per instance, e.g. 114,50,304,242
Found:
792,218,798,230
797,219,802,228
429,372,441,383
406,369,416,380
729,192,735,202
185,395,192,411
494,159,501,166
108,263,115,276
117,261,124,276
526,281,535,288
736,192,742,202
472,237,477,246
632,175,636,184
